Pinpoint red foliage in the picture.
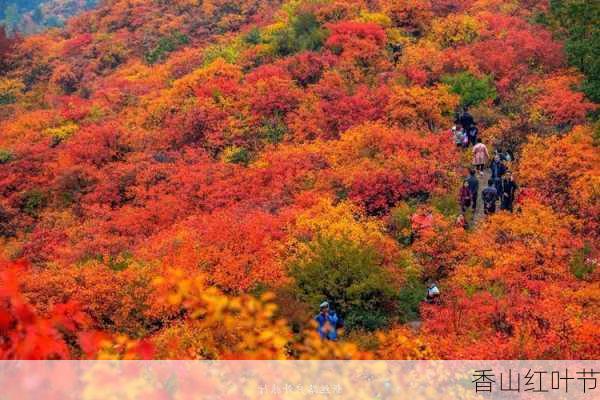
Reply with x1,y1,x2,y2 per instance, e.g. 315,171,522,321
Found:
0,260,90,359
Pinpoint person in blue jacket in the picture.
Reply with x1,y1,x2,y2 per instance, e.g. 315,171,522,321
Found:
315,301,341,341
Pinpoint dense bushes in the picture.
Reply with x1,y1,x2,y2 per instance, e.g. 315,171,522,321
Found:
145,32,190,65
441,72,497,108
290,237,399,331
545,0,600,104
272,12,327,56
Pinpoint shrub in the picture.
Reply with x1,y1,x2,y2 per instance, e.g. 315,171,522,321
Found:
387,202,415,246
570,243,596,280
44,121,79,142
259,117,287,143
397,280,425,322
272,12,327,56
396,255,426,322
21,190,47,217
441,72,497,108
431,193,460,218
290,237,399,331
244,27,262,45
0,149,13,164
222,145,251,165
145,32,190,65
202,42,241,66
0,78,23,105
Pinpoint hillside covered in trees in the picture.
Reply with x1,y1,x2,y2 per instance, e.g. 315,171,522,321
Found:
1,0,97,33
0,0,598,360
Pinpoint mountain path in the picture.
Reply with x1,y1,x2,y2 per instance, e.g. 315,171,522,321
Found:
472,169,491,226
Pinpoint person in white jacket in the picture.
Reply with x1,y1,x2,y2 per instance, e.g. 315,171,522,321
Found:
426,280,440,303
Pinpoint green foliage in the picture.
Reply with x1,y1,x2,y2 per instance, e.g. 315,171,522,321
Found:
570,243,596,280
431,193,460,218
21,189,46,217
244,27,262,45
290,237,399,331
441,72,497,108
23,63,52,90
107,251,134,271
259,118,287,143
388,202,415,246
593,121,600,146
202,41,241,66
547,0,600,103
222,145,251,165
396,254,425,322
272,12,327,56
0,149,13,164
145,31,189,65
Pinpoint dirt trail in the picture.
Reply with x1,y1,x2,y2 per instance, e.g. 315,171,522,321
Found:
472,169,491,226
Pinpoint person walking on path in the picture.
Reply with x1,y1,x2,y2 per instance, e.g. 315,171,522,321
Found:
467,122,478,147
501,172,518,212
466,169,479,212
453,126,468,148
459,180,472,213
490,154,507,195
458,109,474,133
472,138,490,175
315,302,341,341
482,179,499,215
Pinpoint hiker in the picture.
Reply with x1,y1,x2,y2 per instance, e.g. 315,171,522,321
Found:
466,169,479,211
497,148,513,162
453,126,467,148
426,280,440,303
458,109,474,133
315,301,341,341
482,179,499,215
467,123,478,146
472,138,489,175
490,154,507,194
501,172,518,212
459,180,472,213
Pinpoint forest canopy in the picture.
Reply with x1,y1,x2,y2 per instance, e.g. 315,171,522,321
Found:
0,0,598,360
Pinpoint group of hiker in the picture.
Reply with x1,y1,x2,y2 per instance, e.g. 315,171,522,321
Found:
452,115,479,148
454,110,518,221
459,167,518,217
315,111,520,340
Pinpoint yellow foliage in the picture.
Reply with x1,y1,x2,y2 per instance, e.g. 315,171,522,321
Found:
95,335,150,360
44,121,79,140
171,58,242,98
355,11,392,27
375,326,436,359
287,198,399,265
429,14,481,48
152,269,377,360
0,78,24,104
153,271,291,359
387,84,460,130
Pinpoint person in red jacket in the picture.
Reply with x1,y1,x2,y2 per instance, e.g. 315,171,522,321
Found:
459,180,472,213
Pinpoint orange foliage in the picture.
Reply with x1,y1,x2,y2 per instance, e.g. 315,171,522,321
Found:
0,0,597,361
